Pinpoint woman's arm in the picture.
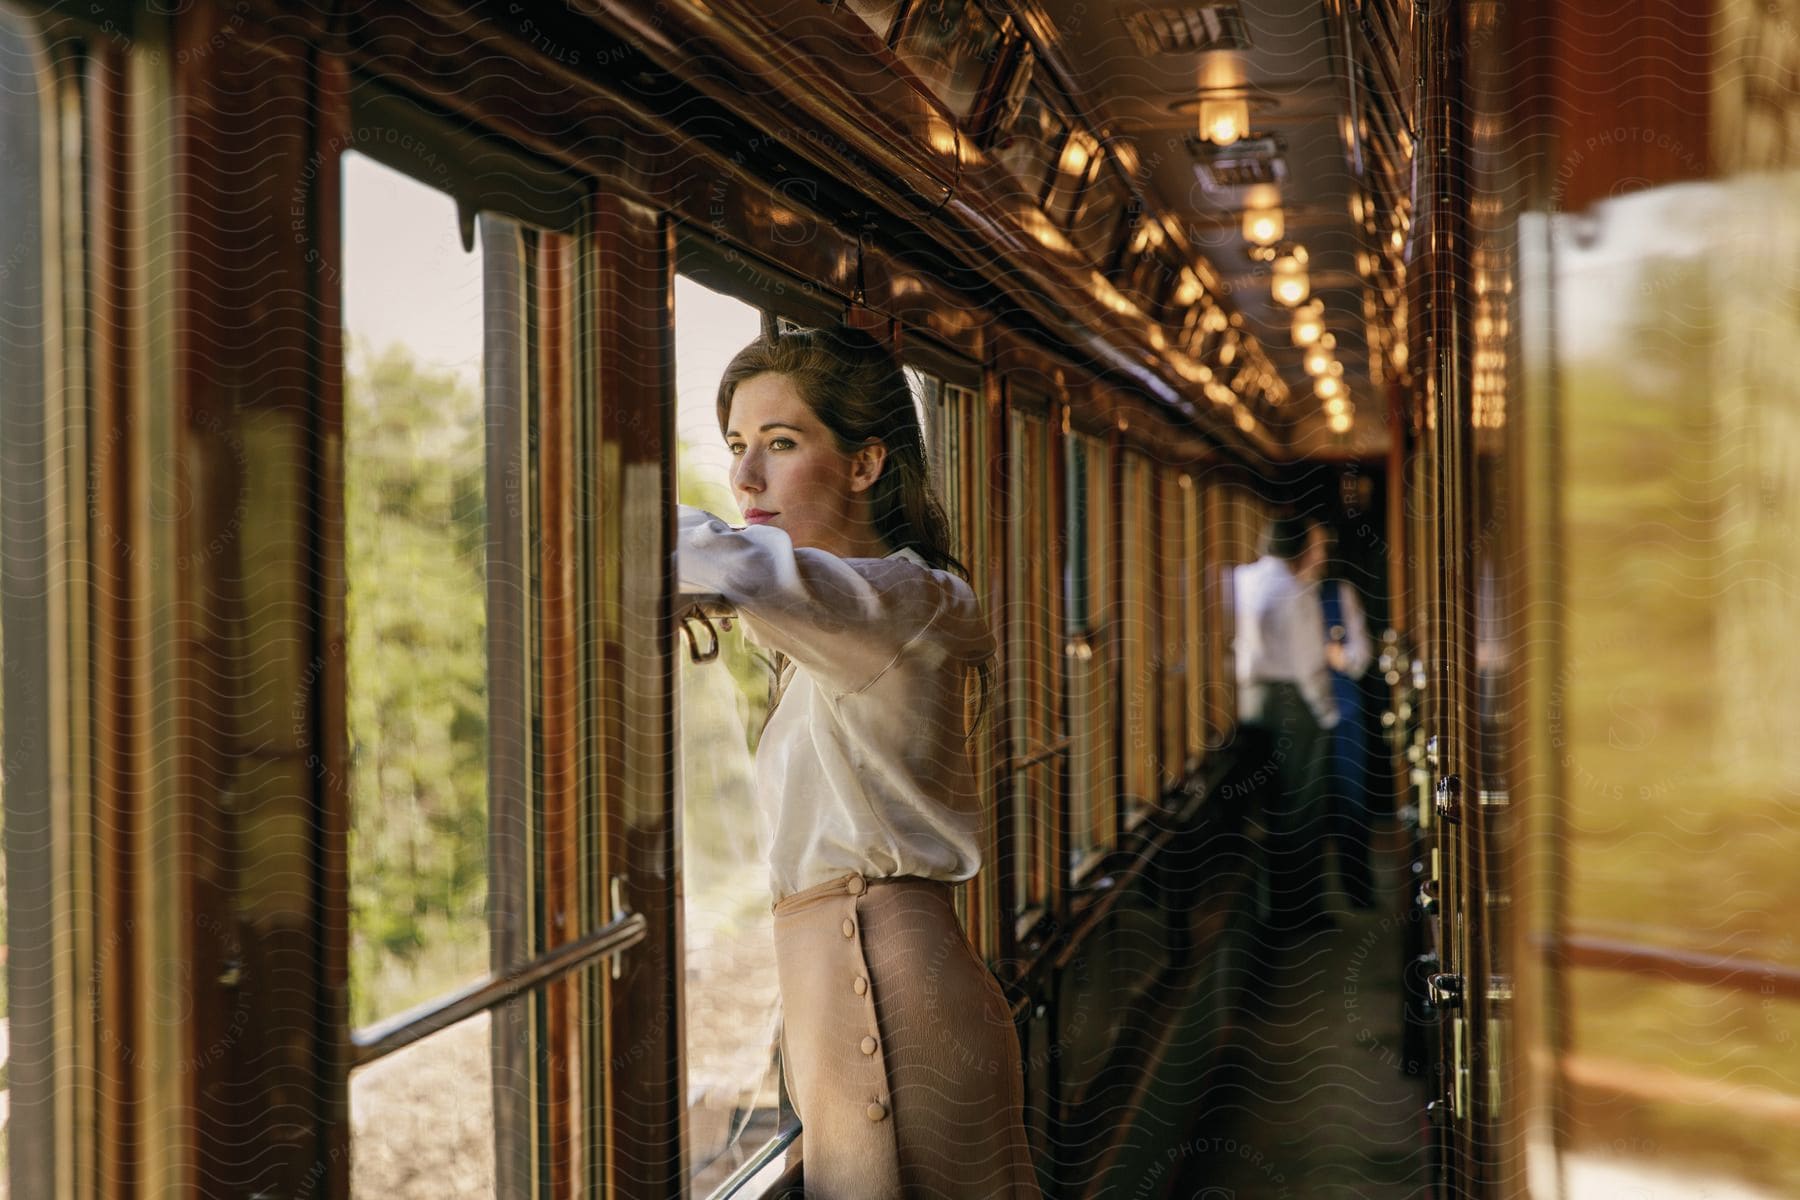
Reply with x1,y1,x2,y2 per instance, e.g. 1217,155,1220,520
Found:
676,504,991,696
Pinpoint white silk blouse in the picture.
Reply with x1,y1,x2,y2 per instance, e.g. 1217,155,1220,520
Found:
676,505,996,900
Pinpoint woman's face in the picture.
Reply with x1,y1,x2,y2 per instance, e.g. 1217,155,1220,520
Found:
725,372,885,555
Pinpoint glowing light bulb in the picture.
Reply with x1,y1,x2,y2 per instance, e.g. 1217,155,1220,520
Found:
1303,332,1337,376
1271,244,1309,308
1200,97,1250,146
1292,301,1325,347
1242,206,1284,246
1272,271,1309,307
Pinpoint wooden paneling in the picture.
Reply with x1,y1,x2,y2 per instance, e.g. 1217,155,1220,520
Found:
591,191,683,1198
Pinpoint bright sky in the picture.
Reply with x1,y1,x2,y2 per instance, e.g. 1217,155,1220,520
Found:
340,152,764,506
341,152,485,385
675,276,763,506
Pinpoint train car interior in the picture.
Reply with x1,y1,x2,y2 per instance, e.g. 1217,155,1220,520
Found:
0,0,1796,1197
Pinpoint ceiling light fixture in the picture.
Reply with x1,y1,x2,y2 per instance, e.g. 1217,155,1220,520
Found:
1291,299,1325,346
1303,332,1337,377
1242,205,1284,246
1199,94,1250,145
1271,243,1309,307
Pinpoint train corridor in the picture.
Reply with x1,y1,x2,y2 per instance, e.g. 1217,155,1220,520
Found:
1162,827,1428,1200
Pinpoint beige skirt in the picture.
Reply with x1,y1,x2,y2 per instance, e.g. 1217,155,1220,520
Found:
772,872,1042,1200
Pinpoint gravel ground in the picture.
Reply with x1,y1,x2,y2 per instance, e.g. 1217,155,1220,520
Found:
351,1012,497,1198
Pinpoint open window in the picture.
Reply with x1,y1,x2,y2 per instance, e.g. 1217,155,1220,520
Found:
670,271,799,1196
335,86,626,1200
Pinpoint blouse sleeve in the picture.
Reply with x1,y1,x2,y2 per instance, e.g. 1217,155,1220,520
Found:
676,504,992,696
1339,582,1374,679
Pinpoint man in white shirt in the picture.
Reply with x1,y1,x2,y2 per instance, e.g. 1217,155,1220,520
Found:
1233,514,1338,937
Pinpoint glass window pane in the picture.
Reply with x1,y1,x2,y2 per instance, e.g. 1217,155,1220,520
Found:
1068,165,1130,268
1066,430,1112,868
1183,478,1207,766
1043,133,1097,230
1157,472,1187,791
894,0,1003,119
844,0,903,40
673,275,789,1192
1120,453,1155,814
342,152,494,1030
994,87,1067,200
907,368,996,946
350,1003,523,1198
1007,408,1054,913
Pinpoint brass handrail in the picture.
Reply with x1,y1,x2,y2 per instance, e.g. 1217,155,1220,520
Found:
1545,933,1800,1001
352,912,648,1068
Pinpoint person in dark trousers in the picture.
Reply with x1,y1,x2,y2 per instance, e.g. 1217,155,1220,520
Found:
1319,541,1377,909
1234,514,1338,937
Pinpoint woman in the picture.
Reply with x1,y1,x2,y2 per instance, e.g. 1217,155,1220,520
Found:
677,325,1041,1199
1319,546,1376,909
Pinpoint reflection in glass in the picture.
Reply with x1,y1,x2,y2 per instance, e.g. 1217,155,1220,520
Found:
1007,407,1057,909
342,152,491,1029
673,276,789,1192
1043,135,1098,231
1065,431,1113,867
894,0,1003,119
844,0,902,41
911,366,998,947
994,88,1067,201
1069,166,1130,270
1119,453,1156,814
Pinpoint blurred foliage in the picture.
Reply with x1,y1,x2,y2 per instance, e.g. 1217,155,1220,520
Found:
345,341,490,1029
342,342,778,1027
678,468,778,729
1559,239,1800,1194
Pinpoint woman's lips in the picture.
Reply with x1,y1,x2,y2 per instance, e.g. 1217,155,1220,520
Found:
743,508,777,525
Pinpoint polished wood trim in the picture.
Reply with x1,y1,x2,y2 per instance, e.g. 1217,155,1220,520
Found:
161,7,327,1192
236,0,1279,462
85,40,140,1200
1550,935,1800,1002
592,191,684,1198
1543,1,1712,213
536,228,583,1199
308,41,358,1200
1562,1054,1800,1129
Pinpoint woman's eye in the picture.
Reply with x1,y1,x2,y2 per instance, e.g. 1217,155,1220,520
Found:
769,437,795,451
727,443,745,456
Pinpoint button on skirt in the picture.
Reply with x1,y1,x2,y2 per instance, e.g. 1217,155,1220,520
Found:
772,872,1042,1199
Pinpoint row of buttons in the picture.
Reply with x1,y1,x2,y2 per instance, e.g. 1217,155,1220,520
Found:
843,875,886,1123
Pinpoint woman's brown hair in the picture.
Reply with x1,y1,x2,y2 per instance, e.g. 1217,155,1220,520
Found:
716,324,995,733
